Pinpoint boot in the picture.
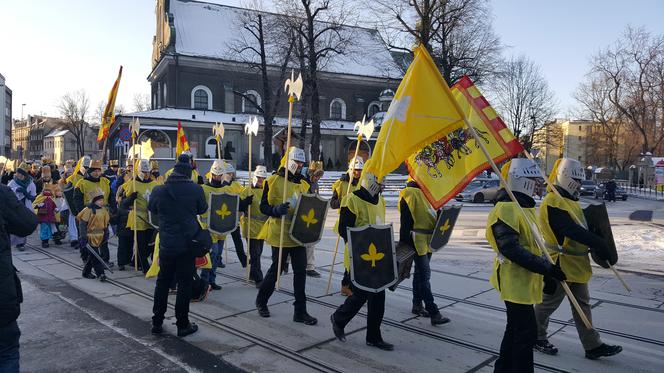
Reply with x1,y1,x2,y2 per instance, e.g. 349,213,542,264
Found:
331,314,346,342
411,304,429,317
42,240,49,248
430,312,450,326
256,303,270,318
340,285,353,297
151,324,163,335
534,339,559,355
177,323,199,338
585,344,622,360
293,312,318,326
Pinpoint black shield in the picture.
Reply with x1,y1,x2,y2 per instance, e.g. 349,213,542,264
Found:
388,241,416,291
583,203,618,268
348,224,398,293
289,194,330,246
208,192,240,236
429,205,462,251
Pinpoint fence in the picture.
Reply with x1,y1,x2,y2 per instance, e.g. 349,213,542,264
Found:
617,181,664,200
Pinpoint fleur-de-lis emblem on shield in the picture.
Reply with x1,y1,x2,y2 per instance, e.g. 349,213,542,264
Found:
284,70,303,101
216,203,231,219
245,117,259,136
361,243,384,268
301,208,318,228
440,219,451,233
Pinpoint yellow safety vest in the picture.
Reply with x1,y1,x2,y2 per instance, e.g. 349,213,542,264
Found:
76,207,110,247
257,174,310,248
398,187,436,256
66,172,84,187
486,202,543,305
123,179,158,231
539,193,591,284
343,192,386,271
229,180,244,194
75,178,111,206
240,186,267,239
200,183,236,242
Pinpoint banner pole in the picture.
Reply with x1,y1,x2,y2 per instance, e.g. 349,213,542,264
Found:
326,134,363,295
276,96,295,290
246,134,253,282
521,150,631,292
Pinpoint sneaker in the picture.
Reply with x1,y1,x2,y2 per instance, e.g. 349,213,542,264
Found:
585,344,622,360
257,304,270,318
177,323,199,338
411,304,430,318
534,339,559,355
210,283,222,291
430,312,451,326
340,285,353,297
151,324,163,335
293,312,318,326
306,270,321,278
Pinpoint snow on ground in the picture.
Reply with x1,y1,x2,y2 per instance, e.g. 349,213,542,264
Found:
614,225,664,258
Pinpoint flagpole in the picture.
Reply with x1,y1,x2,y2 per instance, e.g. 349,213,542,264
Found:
462,119,592,329
245,133,253,282
326,134,363,295
131,119,139,271
521,150,631,292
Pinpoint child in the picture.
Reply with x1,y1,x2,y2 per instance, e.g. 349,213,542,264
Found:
33,187,59,248
77,188,110,282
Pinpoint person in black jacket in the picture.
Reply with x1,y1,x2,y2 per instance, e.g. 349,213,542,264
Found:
149,154,207,338
0,184,38,373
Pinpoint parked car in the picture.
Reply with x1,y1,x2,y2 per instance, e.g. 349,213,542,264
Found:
595,183,628,201
456,178,501,203
579,180,597,196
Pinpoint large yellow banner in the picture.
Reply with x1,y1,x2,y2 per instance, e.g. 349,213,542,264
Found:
406,76,524,209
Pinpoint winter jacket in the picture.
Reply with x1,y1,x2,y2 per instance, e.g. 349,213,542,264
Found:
34,195,58,223
148,172,207,257
0,184,38,327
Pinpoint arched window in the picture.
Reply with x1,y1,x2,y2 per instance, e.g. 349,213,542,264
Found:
138,130,172,158
242,90,261,113
330,98,346,120
205,136,220,159
191,85,213,110
368,102,381,118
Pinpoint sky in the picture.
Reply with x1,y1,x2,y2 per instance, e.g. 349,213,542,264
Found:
1,0,663,121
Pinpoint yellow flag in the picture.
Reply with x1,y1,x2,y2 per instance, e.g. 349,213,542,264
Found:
406,76,524,208
97,66,123,142
364,45,464,179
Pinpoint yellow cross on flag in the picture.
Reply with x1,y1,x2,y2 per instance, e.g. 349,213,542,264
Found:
364,45,465,179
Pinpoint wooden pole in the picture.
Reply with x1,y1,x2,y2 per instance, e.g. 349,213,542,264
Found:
276,95,295,290
246,134,253,282
521,151,631,292
325,135,363,295
131,128,138,271
463,120,593,329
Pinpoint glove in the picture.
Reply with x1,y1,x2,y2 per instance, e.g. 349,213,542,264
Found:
547,261,567,282
245,195,254,205
272,202,290,217
543,276,557,295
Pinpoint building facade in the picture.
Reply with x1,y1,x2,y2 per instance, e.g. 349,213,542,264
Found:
43,126,100,165
0,73,11,156
108,0,402,170
11,119,29,160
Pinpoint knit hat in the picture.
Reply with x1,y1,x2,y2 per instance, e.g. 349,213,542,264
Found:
16,162,30,177
173,153,192,178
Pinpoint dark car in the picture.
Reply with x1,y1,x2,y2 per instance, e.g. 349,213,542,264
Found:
595,183,628,201
579,180,597,196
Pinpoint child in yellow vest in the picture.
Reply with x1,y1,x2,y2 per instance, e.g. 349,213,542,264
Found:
241,165,269,286
77,188,110,282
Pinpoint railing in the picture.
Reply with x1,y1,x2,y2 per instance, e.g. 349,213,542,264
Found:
617,181,664,200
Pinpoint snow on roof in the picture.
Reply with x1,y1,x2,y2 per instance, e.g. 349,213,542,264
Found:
119,108,359,131
170,0,402,79
44,129,69,138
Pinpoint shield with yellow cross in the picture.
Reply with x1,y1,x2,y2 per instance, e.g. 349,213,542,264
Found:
208,192,240,236
429,205,462,251
348,224,397,293
289,193,330,246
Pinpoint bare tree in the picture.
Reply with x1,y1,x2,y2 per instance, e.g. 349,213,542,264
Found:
229,5,296,169
488,55,557,151
275,0,354,161
58,90,90,158
590,26,664,154
132,93,151,112
368,0,502,85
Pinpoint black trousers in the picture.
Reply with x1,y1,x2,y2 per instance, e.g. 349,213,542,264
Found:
152,251,195,329
117,234,133,266
249,239,264,282
82,246,105,277
333,287,385,343
231,227,247,266
256,246,307,315
100,242,110,263
136,229,155,274
494,301,537,373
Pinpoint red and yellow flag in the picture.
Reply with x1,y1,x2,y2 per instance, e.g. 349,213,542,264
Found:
97,66,123,142
364,45,465,179
175,121,190,157
406,76,524,208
